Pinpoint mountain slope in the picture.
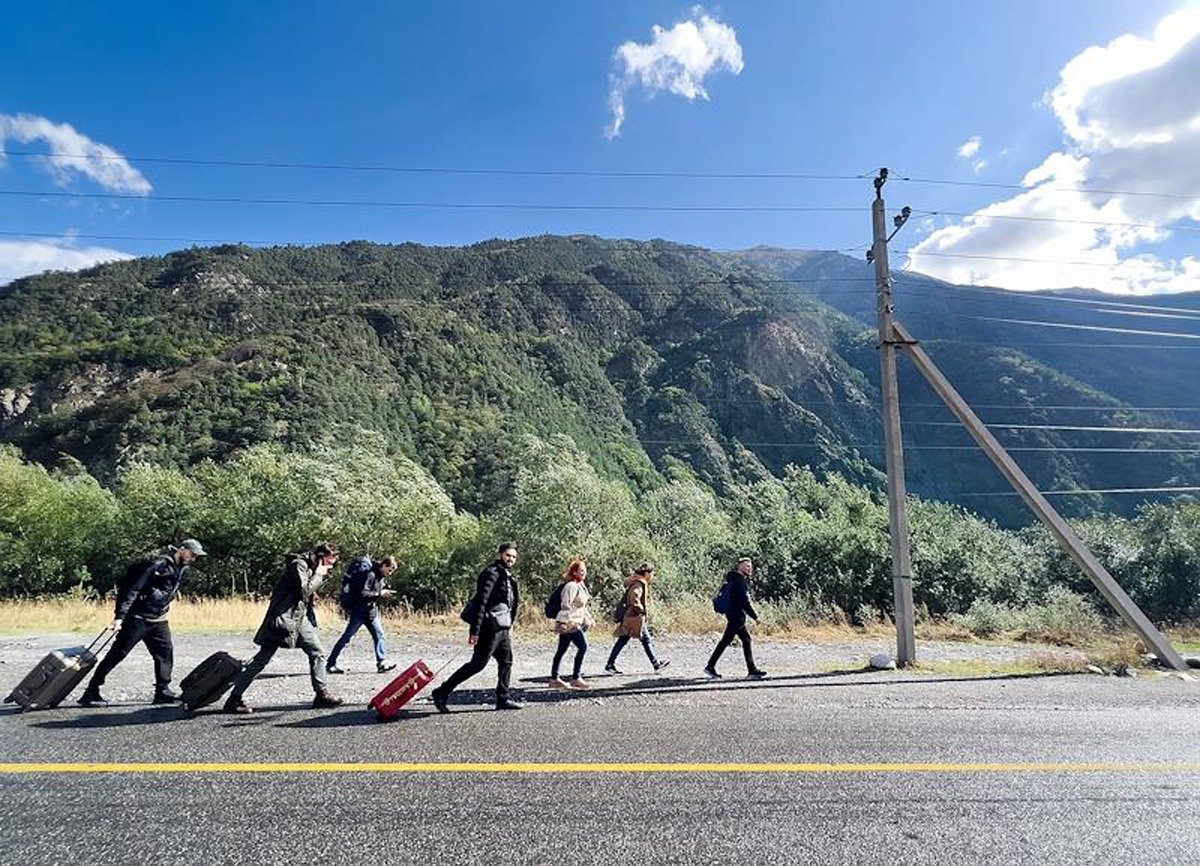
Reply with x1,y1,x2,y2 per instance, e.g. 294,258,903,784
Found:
1,236,1196,525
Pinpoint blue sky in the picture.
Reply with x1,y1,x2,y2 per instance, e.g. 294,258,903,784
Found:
1,1,1194,292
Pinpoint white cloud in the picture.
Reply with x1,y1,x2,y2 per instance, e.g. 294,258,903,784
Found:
907,8,1200,294
605,7,744,139
0,113,151,195
972,159,988,174
957,135,982,159
0,238,134,285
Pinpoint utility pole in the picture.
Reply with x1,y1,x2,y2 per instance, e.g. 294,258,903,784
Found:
868,168,916,667
891,321,1188,671
861,169,1185,670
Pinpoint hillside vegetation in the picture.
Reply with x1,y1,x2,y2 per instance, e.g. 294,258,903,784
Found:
1,236,1197,624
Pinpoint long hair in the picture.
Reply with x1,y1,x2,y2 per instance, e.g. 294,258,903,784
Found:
564,559,587,582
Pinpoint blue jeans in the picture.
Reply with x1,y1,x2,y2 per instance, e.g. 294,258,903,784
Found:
606,623,659,668
328,606,386,666
551,629,588,679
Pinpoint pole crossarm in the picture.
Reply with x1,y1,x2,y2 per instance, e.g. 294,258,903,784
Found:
890,320,1188,671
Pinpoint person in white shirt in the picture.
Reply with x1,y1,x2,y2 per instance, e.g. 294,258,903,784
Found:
549,559,595,690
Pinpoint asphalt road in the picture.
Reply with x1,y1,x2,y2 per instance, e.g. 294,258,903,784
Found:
1,632,1198,865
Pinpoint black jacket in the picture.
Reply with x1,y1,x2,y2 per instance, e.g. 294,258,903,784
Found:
361,566,387,606
115,555,188,621
468,561,519,636
723,570,758,623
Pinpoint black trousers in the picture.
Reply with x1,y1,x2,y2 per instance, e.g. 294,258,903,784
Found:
706,617,756,672
439,624,512,701
91,617,174,688
551,629,588,679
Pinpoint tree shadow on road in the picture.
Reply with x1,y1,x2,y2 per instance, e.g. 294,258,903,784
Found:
276,701,500,728
507,668,1080,705
27,705,186,729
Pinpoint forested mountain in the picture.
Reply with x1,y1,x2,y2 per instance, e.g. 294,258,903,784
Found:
1,235,1197,527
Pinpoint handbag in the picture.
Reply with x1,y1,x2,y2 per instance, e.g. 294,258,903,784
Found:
488,603,513,629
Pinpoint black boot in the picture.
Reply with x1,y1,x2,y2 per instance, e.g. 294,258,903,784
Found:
152,686,180,705
78,684,109,707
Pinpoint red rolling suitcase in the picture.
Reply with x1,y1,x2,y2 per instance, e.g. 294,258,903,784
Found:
369,660,434,720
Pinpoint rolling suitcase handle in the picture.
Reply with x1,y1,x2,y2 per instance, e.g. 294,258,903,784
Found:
85,626,119,657
431,648,466,679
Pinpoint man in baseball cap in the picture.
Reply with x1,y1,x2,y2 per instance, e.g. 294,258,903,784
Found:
79,539,206,707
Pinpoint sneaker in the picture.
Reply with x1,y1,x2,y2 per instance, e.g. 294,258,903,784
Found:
548,677,570,689
604,664,623,675
568,677,591,690
223,698,253,715
78,687,109,708
377,661,397,674
431,686,450,714
703,667,722,679
653,660,671,673
152,687,180,705
326,664,346,675
495,698,524,711
748,669,768,679
312,691,344,709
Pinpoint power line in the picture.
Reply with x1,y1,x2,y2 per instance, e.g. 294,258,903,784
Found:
0,149,867,181
895,174,1200,202
904,422,1200,434
9,149,1199,203
636,438,1200,455
892,280,1200,320
953,486,1200,497
921,338,1200,350
963,316,1200,341
903,249,1143,269
911,208,1200,235
0,188,866,213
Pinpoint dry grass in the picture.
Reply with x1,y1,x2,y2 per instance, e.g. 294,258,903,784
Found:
1,597,1194,669
0,597,462,636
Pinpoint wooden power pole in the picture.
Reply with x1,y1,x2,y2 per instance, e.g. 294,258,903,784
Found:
869,168,916,667
865,167,1187,671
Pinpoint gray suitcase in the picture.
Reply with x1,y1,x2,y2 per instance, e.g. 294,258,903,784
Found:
4,629,115,711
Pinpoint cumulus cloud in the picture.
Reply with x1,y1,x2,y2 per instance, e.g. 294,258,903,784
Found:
0,113,151,195
605,8,744,139
907,8,1200,294
0,237,134,286
957,135,982,159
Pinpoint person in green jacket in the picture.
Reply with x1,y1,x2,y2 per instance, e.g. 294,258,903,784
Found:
224,542,344,714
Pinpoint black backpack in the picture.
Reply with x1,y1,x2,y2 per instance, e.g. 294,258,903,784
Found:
116,557,155,598
544,582,566,619
339,557,374,610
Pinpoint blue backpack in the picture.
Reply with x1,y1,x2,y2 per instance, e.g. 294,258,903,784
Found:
339,557,375,609
544,582,567,619
712,582,732,615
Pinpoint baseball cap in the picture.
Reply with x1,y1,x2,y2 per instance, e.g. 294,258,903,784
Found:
180,539,208,556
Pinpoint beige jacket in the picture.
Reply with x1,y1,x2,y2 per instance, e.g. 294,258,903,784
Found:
555,580,595,632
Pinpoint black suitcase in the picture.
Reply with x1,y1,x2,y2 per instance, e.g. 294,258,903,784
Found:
4,628,115,711
179,651,243,711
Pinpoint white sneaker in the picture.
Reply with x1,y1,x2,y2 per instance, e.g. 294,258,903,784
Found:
548,677,570,689
569,677,592,690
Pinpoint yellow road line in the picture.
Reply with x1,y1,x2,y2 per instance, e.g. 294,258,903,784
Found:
0,761,1198,774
